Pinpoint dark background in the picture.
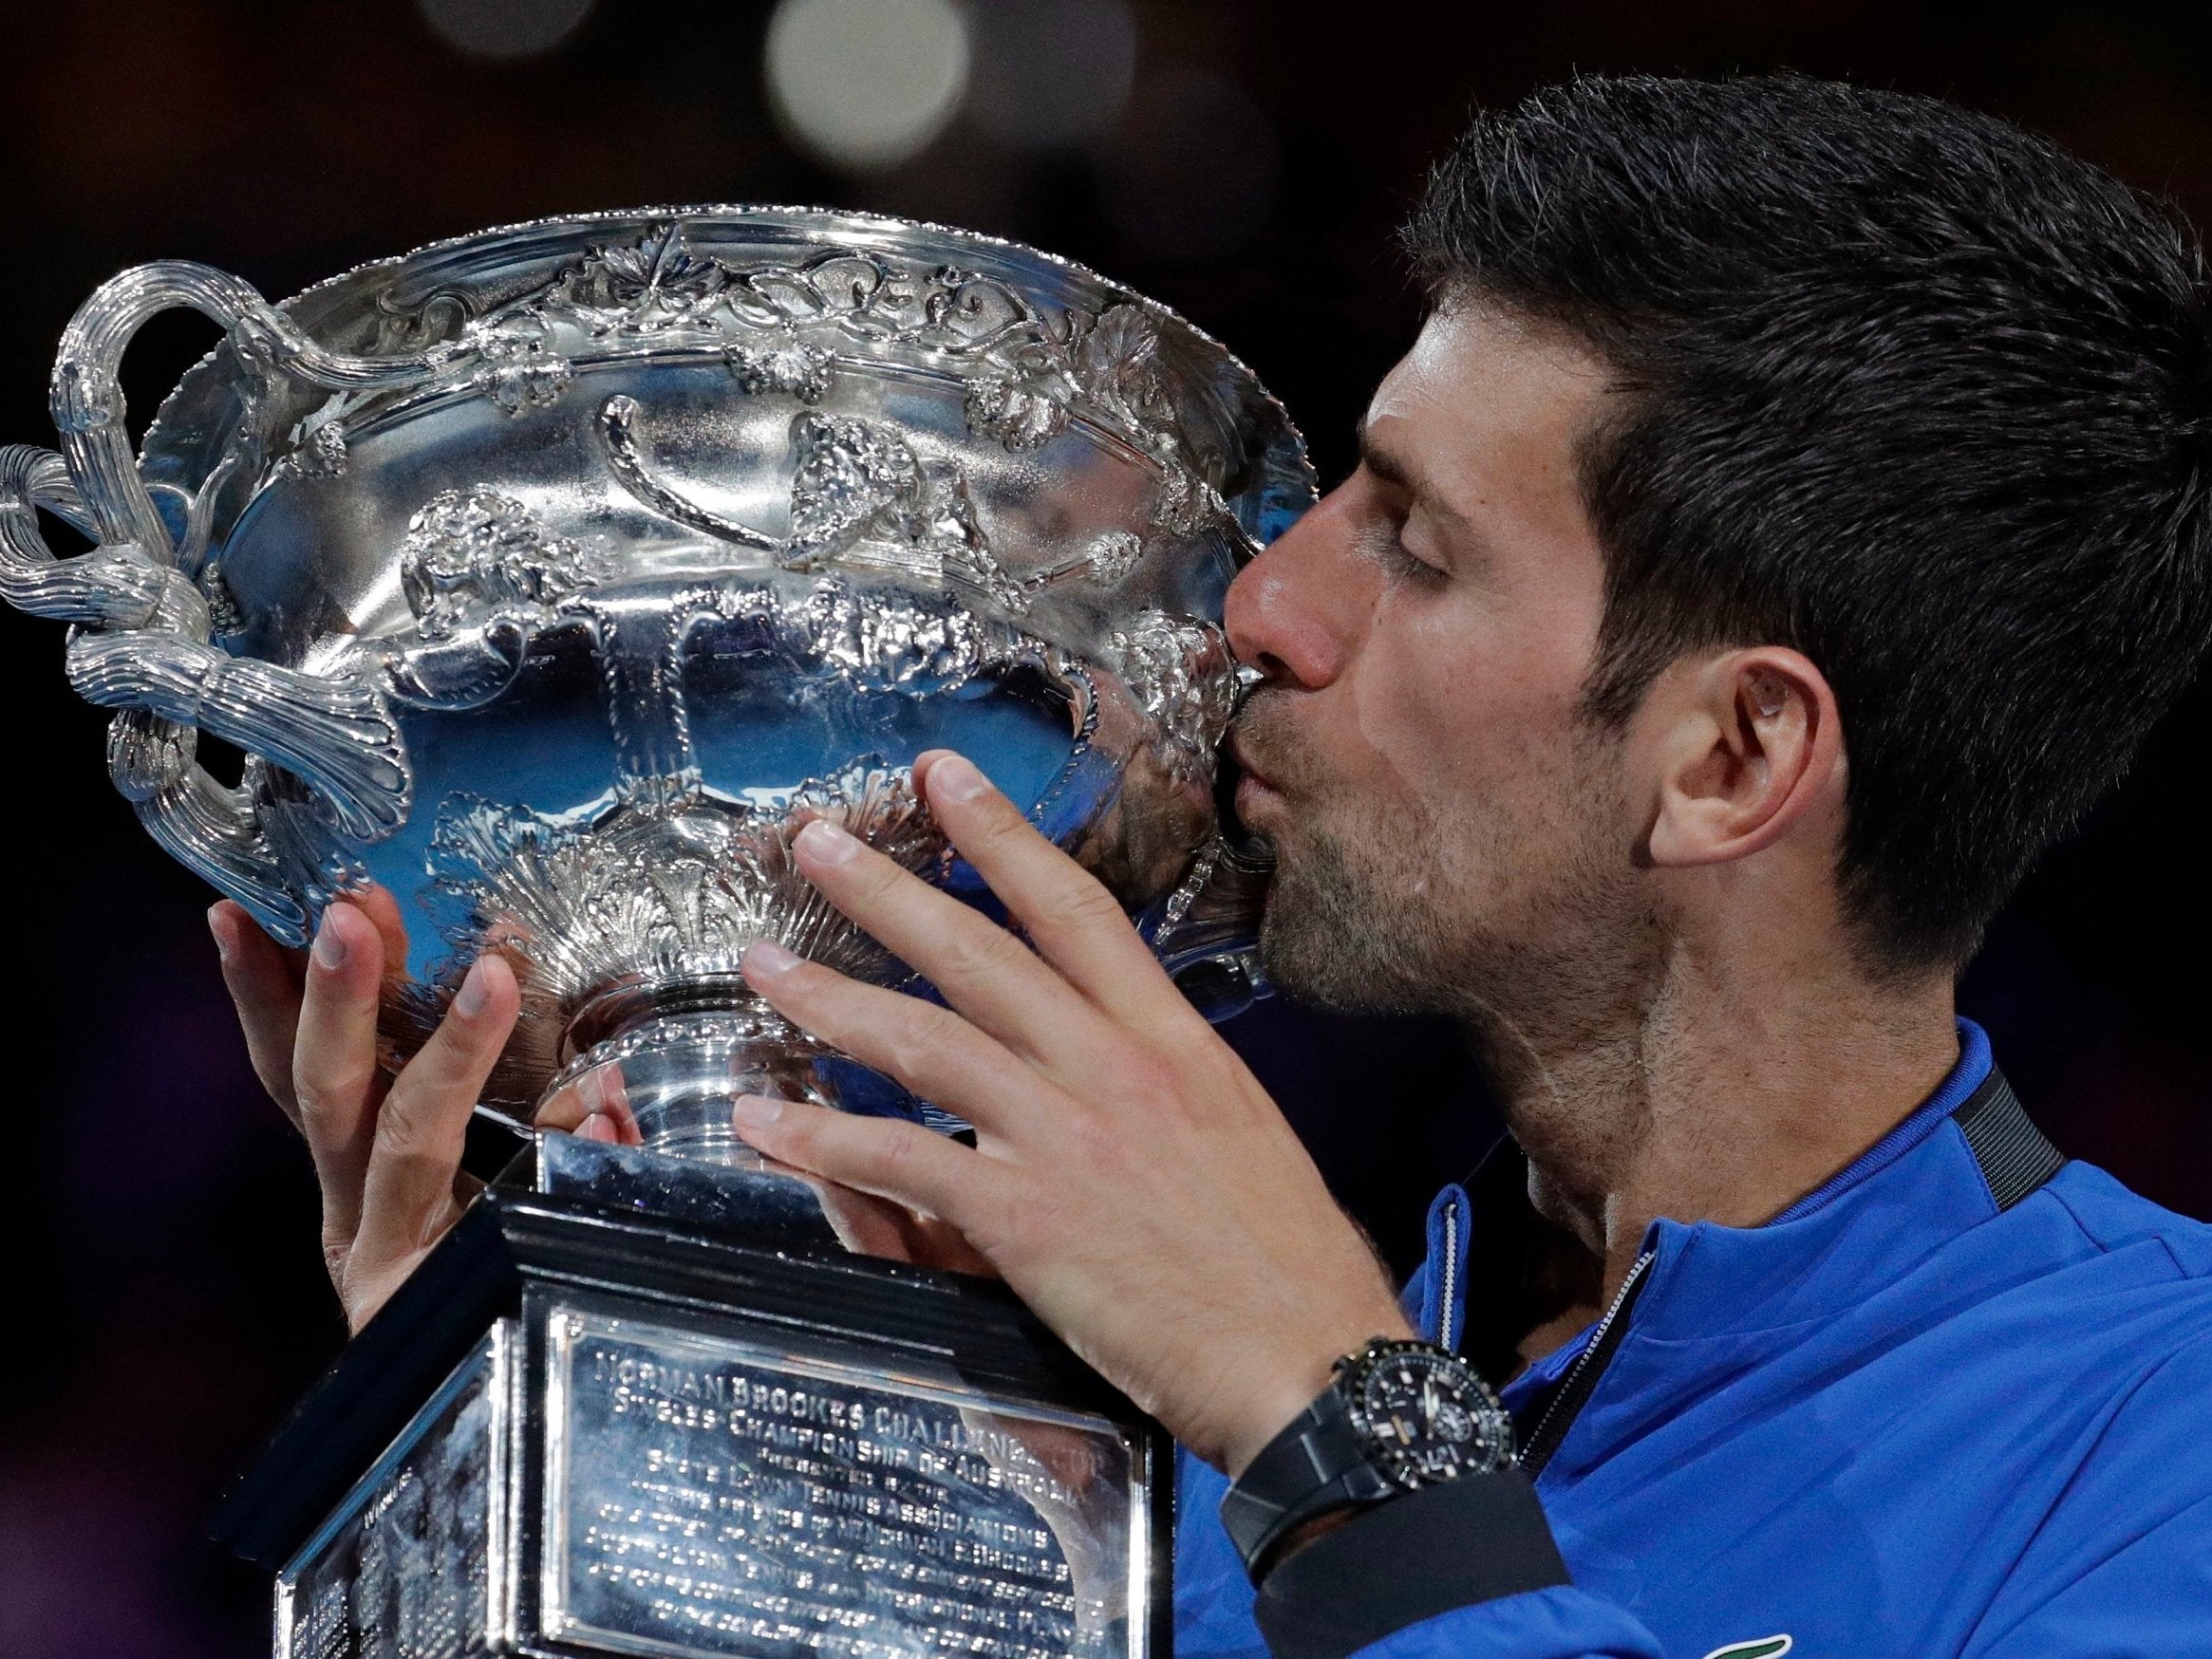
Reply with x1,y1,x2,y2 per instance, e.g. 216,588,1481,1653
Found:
3,2,2209,1652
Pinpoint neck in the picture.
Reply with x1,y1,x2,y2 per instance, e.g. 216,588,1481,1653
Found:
1478,941,1959,1305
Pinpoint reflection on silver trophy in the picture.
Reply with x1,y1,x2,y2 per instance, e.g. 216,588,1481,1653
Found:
0,207,1308,1153
0,209,1313,1659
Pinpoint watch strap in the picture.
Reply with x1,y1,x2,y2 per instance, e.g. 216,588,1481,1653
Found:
1219,1380,1399,1582
1252,1465,1569,1659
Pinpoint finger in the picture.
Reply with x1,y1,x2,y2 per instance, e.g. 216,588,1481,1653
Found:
741,944,1048,1135
919,749,1192,1024
534,1062,609,1134
352,953,520,1274
534,1065,645,1146
786,812,1106,1064
797,1175,998,1275
802,1177,930,1262
899,1209,997,1277
291,902,392,1248
347,883,411,981
731,1091,1005,1231
533,1074,595,1133
209,901,307,1120
599,1064,644,1145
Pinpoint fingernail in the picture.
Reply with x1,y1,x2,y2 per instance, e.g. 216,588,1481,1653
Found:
311,910,347,971
454,956,491,1017
932,753,990,803
579,1111,617,1144
207,904,234,962
745,941,802,978
797,818,859,864
732,1094,785,1128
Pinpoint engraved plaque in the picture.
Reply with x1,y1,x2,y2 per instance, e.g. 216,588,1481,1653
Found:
541,1303,1147,1659
277,1334,502,1659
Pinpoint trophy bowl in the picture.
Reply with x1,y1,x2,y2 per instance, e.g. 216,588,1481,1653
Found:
0,208,1314,1164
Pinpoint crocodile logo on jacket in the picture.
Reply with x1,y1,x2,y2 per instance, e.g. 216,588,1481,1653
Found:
1701,1638,1792,1659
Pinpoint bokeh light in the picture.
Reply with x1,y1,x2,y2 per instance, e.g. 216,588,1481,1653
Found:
766,0,971,172
417,0,597,60
1097,65,1281,261
965,0,1137,148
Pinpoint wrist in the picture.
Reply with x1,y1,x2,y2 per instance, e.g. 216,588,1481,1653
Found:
1219,1333,1515,1586
1222,1312,1417,1478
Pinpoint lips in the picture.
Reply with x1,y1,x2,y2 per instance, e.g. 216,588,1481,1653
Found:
1221,732,1285,847
1226,736,1273,795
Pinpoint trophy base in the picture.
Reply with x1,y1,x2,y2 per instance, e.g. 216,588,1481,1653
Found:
215,1141,1168,1659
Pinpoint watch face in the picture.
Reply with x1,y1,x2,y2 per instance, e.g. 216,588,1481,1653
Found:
1346,1342,1512,1489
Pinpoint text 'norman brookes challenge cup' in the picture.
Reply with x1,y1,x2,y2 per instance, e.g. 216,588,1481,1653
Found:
0,209,1314,1161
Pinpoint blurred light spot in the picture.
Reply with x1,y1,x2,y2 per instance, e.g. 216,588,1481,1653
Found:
418,0,596,59
965,0,1136,148
1097,66,1280,262
767,0,970,171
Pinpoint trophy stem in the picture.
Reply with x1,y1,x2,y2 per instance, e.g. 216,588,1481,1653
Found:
541,997,847,1165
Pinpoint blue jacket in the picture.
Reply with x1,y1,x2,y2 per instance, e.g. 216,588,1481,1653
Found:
1174,1021,2212,1657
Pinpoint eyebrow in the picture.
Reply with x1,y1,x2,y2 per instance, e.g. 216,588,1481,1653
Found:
1355,418,1475,538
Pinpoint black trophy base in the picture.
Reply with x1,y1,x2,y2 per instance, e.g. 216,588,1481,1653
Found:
212,1137,1171,1659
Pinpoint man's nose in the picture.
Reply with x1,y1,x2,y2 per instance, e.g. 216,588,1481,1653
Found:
1224,486,1373,691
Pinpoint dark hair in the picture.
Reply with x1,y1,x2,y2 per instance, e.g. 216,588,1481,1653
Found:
1404,73,2212,970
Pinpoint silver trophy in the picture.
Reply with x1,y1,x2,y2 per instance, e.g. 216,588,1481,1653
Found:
0,209,1311,1659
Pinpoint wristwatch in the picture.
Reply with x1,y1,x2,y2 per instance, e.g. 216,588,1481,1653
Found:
1219,1336,1514,1582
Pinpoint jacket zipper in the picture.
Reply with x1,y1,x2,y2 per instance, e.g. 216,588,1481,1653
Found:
1517,1247,1656,1478
1437,1194,1463,1350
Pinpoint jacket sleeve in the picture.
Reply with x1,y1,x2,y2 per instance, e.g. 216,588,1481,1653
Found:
1251,1468,1666,1659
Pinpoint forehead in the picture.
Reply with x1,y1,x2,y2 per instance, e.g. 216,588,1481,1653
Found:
1364,303,1613,497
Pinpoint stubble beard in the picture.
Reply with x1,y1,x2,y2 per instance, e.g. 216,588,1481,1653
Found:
1257,811,1466,1014
1246,708,1660,1095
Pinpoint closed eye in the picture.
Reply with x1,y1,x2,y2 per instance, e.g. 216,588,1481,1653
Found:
1375,527,1447,585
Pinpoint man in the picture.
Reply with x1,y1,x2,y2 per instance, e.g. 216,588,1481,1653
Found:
210,74,2212,1657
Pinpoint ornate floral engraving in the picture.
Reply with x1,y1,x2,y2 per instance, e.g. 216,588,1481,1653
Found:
356,221,1235,542
789,578,1000,689
463,317,573,414
1110,610,1237,787
276,417,348,479
199,558,245,636
596,396,1028,606
725,339,834,401
1019,530,1145,599
428,763,944,1042
548,221,732,334
1084,530,1145,585
965,345,1075,452
400,488,599,641
783,411,1016,603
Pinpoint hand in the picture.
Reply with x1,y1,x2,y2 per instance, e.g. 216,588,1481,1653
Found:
731,749,1413,1475
209,893,521,1333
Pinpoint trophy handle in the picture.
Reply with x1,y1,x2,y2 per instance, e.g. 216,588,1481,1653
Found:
5,263,457,943
0,444,306,936
48,259,460,559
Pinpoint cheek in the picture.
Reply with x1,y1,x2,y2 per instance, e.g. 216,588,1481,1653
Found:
1340,595,1594,811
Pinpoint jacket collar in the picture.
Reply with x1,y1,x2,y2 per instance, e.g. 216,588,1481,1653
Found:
1424,1018,2001,1366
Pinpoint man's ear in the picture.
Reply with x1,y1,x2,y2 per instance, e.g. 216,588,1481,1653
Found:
1642,646,1844,869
